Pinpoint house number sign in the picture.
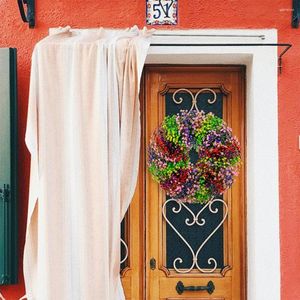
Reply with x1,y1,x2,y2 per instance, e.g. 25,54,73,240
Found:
146,0,178,25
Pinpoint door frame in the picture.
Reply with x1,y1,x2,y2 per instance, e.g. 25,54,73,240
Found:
145,29,280,300
144,66,246,300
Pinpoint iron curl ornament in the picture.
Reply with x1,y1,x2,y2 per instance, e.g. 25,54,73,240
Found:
147,88,241,204
162,198,228,273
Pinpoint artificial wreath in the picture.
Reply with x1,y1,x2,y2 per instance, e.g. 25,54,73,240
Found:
147,110,241,204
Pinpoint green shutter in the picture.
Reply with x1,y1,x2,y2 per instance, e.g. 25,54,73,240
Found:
0,48,18,285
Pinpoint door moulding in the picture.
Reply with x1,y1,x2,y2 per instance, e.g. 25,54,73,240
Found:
145,29,279,300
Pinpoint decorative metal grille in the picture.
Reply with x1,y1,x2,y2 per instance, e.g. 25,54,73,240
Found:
120,238,129,265
162,87,227,274
163,198,228,273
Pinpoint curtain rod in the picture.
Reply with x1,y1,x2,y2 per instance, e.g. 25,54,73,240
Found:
152,33,266,40
149,43,292,74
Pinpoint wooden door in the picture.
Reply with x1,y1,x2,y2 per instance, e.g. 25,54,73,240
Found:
121,66,246,300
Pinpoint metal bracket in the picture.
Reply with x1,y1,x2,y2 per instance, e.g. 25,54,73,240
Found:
278,44,292,74
151,43,292,75
17,0,35,28
0,185,10,203
292,0,300,28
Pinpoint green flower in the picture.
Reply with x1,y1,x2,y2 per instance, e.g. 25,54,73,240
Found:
195,114,223,145
149,160,189,181
194,183,211,204
162,115,181,144
230,156,241,166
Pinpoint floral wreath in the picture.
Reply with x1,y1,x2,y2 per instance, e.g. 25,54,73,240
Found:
147,109,241,204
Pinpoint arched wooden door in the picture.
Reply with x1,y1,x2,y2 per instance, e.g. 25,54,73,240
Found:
121,66,246,300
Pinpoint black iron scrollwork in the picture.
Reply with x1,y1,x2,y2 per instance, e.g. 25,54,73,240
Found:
17,0,35,28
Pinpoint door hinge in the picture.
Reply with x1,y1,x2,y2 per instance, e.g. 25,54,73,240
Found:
0,184,10,202
150,258,156,270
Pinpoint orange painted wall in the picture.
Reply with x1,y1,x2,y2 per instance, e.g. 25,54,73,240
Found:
0,1,299,299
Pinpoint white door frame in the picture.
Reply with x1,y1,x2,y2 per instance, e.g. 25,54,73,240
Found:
146,29,279,300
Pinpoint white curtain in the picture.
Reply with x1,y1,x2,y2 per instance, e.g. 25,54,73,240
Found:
24,26,153,300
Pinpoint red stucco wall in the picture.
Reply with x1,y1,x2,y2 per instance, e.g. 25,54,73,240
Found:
0,1,299,299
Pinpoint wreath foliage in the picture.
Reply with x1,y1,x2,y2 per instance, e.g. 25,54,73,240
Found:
147,110,241,204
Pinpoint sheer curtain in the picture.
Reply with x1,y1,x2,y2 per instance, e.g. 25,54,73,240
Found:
24,26,152,300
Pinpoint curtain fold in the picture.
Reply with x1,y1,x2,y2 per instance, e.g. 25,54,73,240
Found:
24,26,152,300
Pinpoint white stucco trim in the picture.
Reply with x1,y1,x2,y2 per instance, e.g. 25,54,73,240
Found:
146,29,279,300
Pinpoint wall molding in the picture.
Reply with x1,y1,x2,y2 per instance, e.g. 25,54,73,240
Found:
146,29,279,300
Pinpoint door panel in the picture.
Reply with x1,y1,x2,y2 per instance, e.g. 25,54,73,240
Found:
0,48,18,285
121,66,246,300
